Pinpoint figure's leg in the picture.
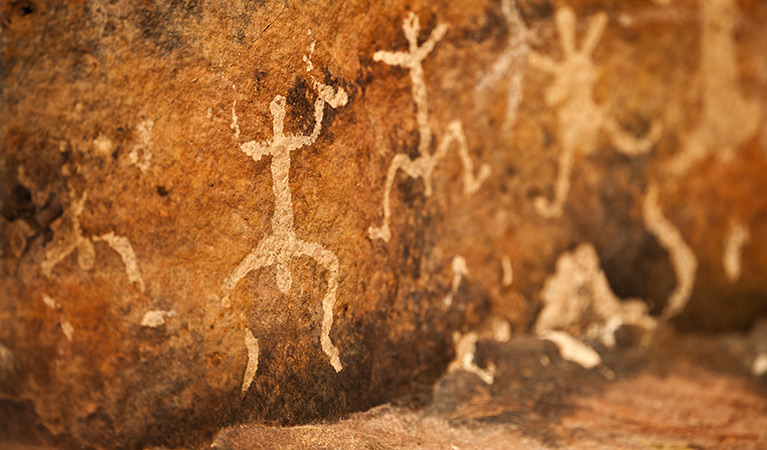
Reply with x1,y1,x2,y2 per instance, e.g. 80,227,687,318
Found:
294,240,343,372
604,117,662,157
437,121,491,195
369,154,415,242
534,142,574,218
222,236,277,294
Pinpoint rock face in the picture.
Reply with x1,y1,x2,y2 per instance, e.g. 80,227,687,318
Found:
1,0,766,448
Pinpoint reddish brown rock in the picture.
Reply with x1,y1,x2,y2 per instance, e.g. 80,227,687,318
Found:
1,0,766,448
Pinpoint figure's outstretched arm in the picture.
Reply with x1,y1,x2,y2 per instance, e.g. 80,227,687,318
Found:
240,140,272,162
373,49,411,68
415,23,448,61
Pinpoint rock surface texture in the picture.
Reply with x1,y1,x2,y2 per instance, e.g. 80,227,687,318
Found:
1,0,766,448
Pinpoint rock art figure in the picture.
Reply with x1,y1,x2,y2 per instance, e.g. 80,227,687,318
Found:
41,189,146,293
529,6,662,218
667,0,761,174
225,75,348,373
368,12,491,242
475,0,530,133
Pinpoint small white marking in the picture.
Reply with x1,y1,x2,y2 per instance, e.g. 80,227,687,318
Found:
303,39,316,72
368,12,490,242
490,316,511,343
60,321,74,342
242,326,259,393
529,6,662,218
643,183,698,319
540,330,601,369
128,119,154,174
92,134,114,157
447,331,495,384
42,294,61,311
443,255,468,307
752,353,767,376
226,66,347,372
140,310,175,328
723,219,749,282
231,85,241,140
93,232,146,293
0,343,15,373
501,255,513,287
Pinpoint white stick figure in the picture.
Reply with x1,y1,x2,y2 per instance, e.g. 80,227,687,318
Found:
368,12,491,242
529,6,662,218
225,79,348,372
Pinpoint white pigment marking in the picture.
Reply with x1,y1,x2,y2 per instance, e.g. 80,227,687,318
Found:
92,134,114,157
140,310,175,328
303,39,316,72
60,321,74,342
540,330,602,369
723,219,749,282
667,0,761,174
443,255,468,307
368,12,491,242
447,331,495,384
231,85,241,140
93,232,146,293
42,294,60,311
529,6,662,218
226,66,347,372
0,343,15,374
128,119,154,173
753,353,767,376
242,326,259,393
643,184,697,319
501,255,513,287
491,317,511,343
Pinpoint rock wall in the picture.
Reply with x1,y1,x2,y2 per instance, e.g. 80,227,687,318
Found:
1,0,766,448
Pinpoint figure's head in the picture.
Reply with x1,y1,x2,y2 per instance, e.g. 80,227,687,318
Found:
270,95,287,134
270,95,287,117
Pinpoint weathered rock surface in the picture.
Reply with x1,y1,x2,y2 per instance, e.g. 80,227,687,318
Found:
1,0,766,448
